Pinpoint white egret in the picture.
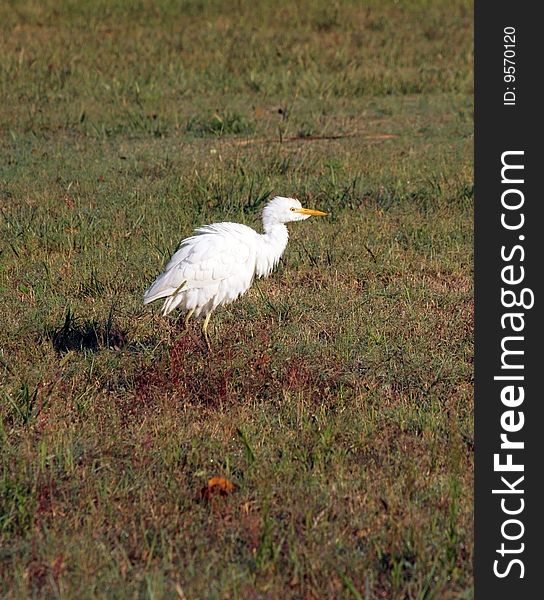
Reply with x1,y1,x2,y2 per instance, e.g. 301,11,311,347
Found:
143,196,328,348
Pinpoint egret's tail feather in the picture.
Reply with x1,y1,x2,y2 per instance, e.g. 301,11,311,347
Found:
161,294,184,316
143,275,187,306
144,286,176,304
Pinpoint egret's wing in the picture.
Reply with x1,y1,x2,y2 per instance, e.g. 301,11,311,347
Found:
143,223,256,303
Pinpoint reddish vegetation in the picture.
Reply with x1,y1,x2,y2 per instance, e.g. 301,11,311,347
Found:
35,478,57,519
133,325,335,411
25,553,65,592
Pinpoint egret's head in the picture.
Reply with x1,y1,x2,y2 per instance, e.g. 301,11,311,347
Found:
262,196,328,228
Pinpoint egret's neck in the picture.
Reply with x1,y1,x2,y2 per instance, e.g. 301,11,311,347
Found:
256,222,289,277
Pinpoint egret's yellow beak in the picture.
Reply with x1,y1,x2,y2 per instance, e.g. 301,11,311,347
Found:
294,207,328,216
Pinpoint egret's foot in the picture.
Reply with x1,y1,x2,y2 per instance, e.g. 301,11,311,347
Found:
184,308,195,332
202,313,212,351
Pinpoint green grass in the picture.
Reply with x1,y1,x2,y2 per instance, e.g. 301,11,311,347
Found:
1,0,473,598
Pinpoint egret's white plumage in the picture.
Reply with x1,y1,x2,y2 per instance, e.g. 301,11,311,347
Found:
143,196,327,346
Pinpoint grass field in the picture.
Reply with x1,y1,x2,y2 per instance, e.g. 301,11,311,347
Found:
0,1,473,598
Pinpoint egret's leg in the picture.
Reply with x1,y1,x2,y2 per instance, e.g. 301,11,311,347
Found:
202,313,212,350
184,308,195,331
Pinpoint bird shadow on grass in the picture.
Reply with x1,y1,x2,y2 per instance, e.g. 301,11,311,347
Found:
44,307,128,353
